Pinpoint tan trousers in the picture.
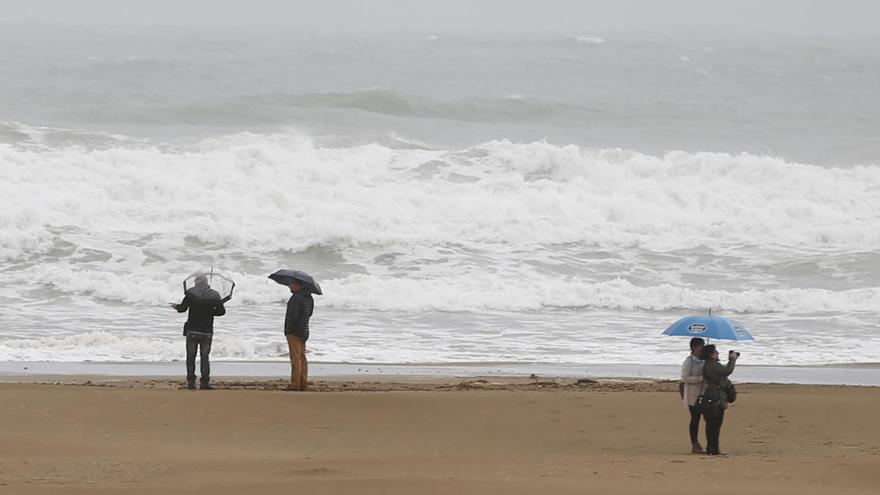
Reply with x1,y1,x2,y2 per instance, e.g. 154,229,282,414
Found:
286,335,308,390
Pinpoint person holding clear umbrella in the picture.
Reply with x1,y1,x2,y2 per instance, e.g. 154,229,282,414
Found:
172,272,232,390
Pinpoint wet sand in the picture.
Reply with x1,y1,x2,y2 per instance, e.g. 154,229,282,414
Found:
4,361,880,386
1,378,878,494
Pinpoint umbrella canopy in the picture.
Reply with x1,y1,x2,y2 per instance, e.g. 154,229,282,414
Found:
662,315,754,341
268,269,323,295
183,269,235,303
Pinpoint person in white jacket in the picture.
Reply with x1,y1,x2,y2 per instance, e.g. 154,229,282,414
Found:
681,337,706,453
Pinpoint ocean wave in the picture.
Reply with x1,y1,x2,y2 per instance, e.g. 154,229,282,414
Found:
2,132,879,265
326,276,880,315
0,122,138,149
6,90,579,126
0,330,269,362
1,323,877,366
3,262,878,316
247,89,575,122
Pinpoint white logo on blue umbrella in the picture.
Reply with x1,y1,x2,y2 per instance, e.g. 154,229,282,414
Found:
687,323,707,334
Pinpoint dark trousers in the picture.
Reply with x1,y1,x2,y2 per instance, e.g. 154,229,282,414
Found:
688,405,702,444
185,333,213,384
704,408,725,454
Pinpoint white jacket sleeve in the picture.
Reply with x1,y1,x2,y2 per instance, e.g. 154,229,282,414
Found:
681,357,703,384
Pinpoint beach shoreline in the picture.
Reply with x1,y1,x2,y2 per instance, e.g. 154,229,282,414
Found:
0,373,875,393
3,360,880,386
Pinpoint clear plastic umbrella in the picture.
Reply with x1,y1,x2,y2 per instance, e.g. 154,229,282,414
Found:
183,268,235,303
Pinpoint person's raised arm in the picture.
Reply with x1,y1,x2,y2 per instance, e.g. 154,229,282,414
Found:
720,353,738,376
174,295,190,312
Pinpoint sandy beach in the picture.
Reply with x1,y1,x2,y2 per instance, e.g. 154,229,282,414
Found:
1,378,878,494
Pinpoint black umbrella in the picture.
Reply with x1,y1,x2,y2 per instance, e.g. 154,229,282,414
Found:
183,268,236,303
268,269,323,295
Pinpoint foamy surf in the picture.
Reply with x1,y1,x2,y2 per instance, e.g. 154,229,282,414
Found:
1,128,879,366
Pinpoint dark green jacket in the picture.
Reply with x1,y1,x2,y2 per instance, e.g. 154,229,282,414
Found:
702,358,737,408
284,291,314,341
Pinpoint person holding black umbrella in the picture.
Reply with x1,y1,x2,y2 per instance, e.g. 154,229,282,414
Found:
285,279,313,390
269,269,321,391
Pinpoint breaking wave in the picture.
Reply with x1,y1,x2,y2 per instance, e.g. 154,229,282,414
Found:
2,128,879,365
2,129,879,262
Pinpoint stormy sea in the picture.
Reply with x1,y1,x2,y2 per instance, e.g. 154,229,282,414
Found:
2,26,879,370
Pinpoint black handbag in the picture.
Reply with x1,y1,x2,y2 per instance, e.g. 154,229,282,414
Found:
704,366,737,406
724,383,737,404
696,391,722,419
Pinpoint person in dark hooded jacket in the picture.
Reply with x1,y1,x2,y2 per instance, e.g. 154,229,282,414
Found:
173,275,226,390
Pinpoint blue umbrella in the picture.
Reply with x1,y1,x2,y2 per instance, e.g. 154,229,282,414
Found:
662,314,754,341
268,269,323,295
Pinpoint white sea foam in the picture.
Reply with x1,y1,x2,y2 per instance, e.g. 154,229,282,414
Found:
2,131,879,366
1,318,877,367
2,133,879,262
0,330,267,363
4,262,879,315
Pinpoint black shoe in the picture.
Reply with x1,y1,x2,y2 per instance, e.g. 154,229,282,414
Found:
200,382,214,390
186,382,197,390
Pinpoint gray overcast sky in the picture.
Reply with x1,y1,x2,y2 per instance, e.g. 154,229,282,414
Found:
1,0,878,35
